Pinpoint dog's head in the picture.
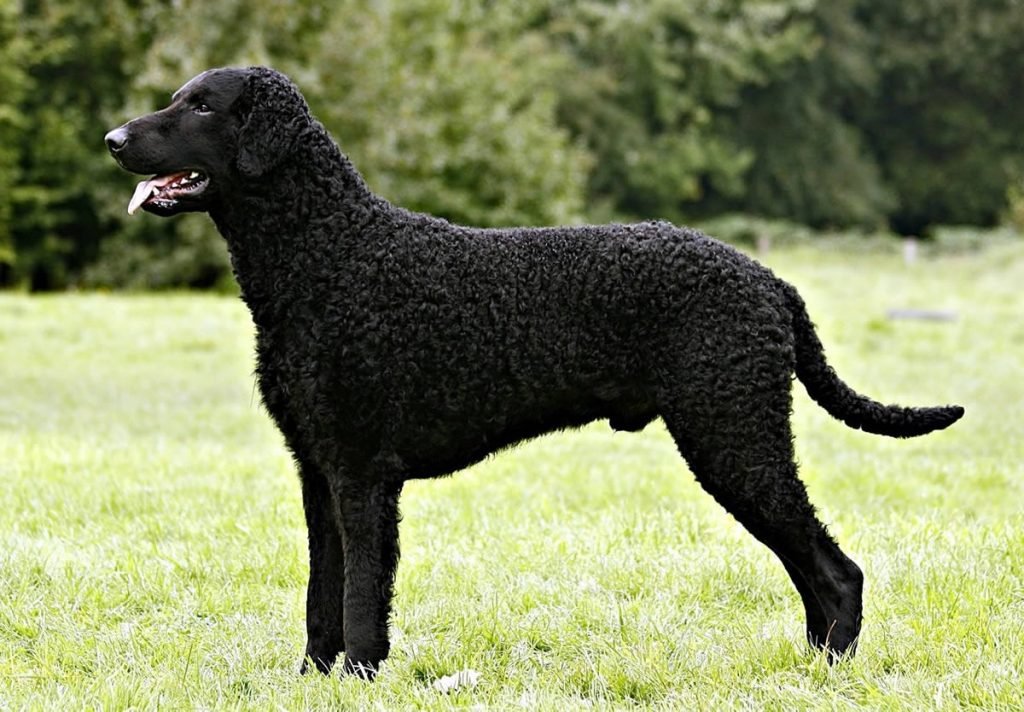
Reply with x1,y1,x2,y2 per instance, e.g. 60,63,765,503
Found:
105,66,311,217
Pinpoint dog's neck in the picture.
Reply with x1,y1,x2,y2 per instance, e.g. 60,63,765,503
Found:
210,126,391,328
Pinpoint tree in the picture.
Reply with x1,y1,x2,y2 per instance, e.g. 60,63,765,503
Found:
85,0,589,289
541,0,819,222
84,0,331,289
0,0,29,283
8,0,157,288
8,0,1024,289
855,0,1024,233
725,0,895,228
304,0,590,227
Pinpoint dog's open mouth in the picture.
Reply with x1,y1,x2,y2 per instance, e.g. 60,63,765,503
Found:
127,171,209,215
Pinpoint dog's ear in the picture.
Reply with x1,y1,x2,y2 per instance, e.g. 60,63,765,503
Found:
236,68,310,179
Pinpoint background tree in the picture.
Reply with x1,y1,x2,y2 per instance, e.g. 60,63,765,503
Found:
3,0,1024,289
853,0,1024,234
0,0,29,284
84,0,589,288
543,0,819,222
305,0,590,228
725,0,894,228
84,0,331,290
9,0,164,289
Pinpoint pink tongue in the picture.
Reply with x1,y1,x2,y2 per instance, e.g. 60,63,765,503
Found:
127,173,184,215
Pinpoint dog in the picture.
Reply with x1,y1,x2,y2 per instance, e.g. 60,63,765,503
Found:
105,66,964,677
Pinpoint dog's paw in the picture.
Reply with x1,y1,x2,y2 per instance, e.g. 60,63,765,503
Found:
299,651,340,675
340,655,382,680
807,618,860,664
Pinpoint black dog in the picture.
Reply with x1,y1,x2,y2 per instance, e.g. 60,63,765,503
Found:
105,67,963,677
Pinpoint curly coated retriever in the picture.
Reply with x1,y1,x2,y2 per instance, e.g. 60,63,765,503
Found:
105,67,964,678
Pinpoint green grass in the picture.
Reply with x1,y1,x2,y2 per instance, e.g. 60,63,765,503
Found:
1,240,1022,709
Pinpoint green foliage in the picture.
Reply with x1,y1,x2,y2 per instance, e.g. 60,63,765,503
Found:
725,0,896,228
81,218,235,291
1006,180,1024,233
9,0,157,289
305,0,590,227
854,0,1024,234
3,0,1024,288
696,212,815,249
0,0,29,282
64,0,590,288
82,0,332,291
546,0,819,221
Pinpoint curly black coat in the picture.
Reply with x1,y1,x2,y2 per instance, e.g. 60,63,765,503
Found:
105,67,964,677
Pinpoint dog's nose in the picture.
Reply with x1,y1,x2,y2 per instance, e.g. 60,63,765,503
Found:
105,127,129,153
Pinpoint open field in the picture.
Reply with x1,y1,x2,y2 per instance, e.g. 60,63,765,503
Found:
1,240,1021,709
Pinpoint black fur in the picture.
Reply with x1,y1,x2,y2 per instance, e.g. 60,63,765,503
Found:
106,67,964,677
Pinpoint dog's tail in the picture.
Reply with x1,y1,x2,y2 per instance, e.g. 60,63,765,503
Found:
784,283,964,438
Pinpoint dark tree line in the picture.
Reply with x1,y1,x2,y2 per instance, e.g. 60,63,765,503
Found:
3,0,1023,289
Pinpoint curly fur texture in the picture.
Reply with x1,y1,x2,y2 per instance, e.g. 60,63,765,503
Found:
106,66,964,677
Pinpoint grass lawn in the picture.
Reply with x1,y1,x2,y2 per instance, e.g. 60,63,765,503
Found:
1,239,1021,709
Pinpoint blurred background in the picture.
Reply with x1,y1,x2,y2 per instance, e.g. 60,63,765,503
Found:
2,0,1023,291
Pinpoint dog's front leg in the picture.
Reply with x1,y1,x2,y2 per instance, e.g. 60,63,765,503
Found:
298,463,347,675
335,475,403,679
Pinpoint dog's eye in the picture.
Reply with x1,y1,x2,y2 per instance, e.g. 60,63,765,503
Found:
193,103,213,115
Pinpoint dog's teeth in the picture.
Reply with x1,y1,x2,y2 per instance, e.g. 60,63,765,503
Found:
189,172,199,179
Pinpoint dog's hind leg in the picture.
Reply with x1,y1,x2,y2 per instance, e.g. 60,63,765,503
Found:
332,471,403,679
659,378,864,660
297,462,347,674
